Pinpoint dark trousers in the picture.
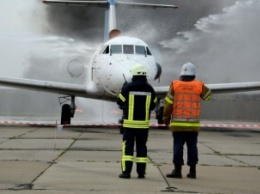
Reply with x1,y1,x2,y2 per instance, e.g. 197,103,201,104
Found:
121,128,149,175
173,132,198,166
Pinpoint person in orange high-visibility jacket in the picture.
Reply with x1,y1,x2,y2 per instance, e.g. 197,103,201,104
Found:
117,64,157,179
163,62,212,179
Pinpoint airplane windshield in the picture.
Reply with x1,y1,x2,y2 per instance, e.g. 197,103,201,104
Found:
111,45,122,54
146,47,152,55
135,45,145,55
123,45,134,54
104,44,152,56
101,45,109,54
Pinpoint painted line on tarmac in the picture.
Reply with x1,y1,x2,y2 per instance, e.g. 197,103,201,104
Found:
0,120,260,129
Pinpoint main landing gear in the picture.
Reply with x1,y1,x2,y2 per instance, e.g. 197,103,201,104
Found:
59,96,76,125
155,98,167,129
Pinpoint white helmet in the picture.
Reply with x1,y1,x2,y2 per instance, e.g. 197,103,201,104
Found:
180,62,196,76
130,64,147,76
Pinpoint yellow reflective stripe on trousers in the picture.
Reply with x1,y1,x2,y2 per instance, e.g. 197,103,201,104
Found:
171,121,200,127
122,156,133,172
123,120,149,128
121,141,133,171
136,157,148,173
136,157,148,163
122,155,133,161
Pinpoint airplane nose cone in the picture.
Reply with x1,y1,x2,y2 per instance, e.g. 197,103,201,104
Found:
110,63,132,91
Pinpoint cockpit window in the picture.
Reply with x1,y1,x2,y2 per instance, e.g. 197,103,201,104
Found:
111,45,122,54
146,47,152,55
102,44,152,55
135,45,146,55
123,45,134,54
101,45,109,54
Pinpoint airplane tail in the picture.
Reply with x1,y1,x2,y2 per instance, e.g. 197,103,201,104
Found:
43,0,177,41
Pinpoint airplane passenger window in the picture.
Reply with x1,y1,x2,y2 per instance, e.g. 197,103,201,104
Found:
135,46,145,55
123,45,134,54
146,47,152,55
111,45,122,54
101,45,109,54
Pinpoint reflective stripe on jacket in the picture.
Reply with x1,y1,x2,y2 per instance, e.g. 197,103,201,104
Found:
123,91,152,128
117,77,157,129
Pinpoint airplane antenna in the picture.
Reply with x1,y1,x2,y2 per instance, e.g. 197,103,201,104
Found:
123,74,128,84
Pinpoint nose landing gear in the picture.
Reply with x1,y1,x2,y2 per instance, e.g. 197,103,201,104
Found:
59,96,76,125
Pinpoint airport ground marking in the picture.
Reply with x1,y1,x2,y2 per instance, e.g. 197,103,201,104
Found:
1,120,260,129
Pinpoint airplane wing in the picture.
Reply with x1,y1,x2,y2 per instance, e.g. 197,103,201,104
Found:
1,77,260,100
42,0,108,7
43,0,178,9
116,2,178,9
154,81,260,99
0,77,89,98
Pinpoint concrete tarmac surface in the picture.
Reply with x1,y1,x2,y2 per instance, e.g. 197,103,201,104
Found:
0,125,259,194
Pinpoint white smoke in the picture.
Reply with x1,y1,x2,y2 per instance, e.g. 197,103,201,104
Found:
160,0,260,84
0,0,115,122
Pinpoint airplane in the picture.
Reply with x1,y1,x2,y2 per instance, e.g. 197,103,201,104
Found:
0,0,260,126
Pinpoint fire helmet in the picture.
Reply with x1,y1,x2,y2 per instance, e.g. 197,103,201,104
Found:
180,62,196,76
130,64,147,76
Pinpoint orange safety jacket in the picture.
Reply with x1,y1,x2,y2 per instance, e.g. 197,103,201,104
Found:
163,80,212,132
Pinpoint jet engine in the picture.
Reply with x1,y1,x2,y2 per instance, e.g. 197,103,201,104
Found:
67,58,85,78
154,63,162,80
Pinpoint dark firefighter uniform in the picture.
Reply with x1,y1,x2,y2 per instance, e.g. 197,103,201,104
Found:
117,71,157,179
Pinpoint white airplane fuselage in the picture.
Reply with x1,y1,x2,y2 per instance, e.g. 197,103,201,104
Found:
87,36,159,100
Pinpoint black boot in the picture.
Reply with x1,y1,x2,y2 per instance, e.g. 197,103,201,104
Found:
119,172,131,179
166,165,182,178
187,165,196,179
138,174,145,179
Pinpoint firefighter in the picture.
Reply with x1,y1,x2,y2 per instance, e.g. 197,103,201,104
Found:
117,63,157,179
163,62,212,179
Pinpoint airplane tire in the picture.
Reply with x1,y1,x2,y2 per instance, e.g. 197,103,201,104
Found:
157,107,167,129
61,104,71,125
118,118,124,134
157,118,164,124
157,117,168,129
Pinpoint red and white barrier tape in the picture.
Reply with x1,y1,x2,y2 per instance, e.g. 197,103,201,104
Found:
201,123,260,129
0,120,260,129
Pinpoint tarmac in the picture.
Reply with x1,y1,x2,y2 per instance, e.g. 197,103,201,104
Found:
0,124,259,194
